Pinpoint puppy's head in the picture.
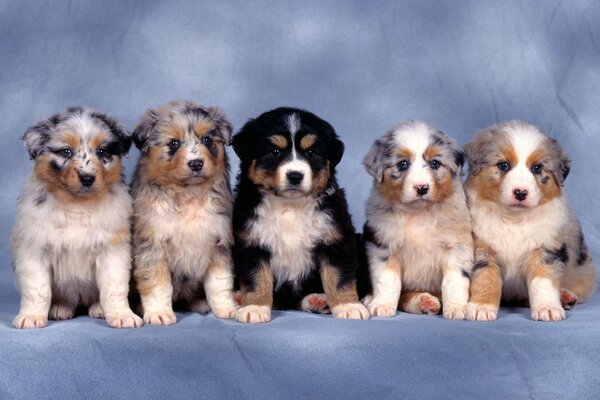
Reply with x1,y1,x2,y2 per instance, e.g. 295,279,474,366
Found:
465,120,570,209
232,107,343,199
132,100,232,187
23,107,130,199
363,120,464,208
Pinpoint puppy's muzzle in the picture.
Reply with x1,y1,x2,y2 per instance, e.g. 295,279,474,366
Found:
415,184,429,197
78,173,96,187
188,159,204,172
286,171,304,186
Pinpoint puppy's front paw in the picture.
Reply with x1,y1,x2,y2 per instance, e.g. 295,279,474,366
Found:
143,309,176,326
367,302,397,317
332,302,370,320
211,303,239,319
13,314,48,329
106,311,144,328
88,303,104,319
443,303,466,320
466,303,498,321
301,293,331,314
531,304,565,322
49,304,75,320
236,305,271,323
560,289,578,310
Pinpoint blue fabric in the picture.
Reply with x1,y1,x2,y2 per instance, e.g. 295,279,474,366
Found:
1,1,599,399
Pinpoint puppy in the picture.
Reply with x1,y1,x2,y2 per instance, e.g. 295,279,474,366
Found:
12,107,142,329
361,120,473,319
232,107,369,323
465,120,596,321
131,100,238,325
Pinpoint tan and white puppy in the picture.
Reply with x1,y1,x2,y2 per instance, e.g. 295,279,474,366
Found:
362,120,473,319
465,120,596,322
131,100,238,325
12,107,142,329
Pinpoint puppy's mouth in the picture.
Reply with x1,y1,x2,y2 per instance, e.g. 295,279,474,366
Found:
279,187,308,198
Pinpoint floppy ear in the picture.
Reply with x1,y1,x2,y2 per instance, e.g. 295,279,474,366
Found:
363,139,385,182
329,135,344,167
132,110,159,151
23,117,56,159
232,119,257,162
90,111,131,156
549,139,571,186
464,133,492,176
207,107,233,145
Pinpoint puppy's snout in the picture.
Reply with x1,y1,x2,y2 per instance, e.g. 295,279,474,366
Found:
286,171,304,185
79,173,96,187
188,159,204,172
513,188,528,202
415,184,429,196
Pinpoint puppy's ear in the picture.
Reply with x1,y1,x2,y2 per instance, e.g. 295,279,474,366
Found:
464,132,492,176
90,111,131,156
329,135,345,167
232,119,257,161
207,107,233,145
549,139,571,186
23,114,61,159
132,110,159,151
363,139,385,182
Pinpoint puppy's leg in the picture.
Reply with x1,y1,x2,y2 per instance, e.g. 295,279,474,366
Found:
467,239,502,321
13,248,51,329
441,244,472,320
96,244,143,328
88,302,104,319
300,293,330,314
49,303,76,321
321,264,369,320
236,262,273,324
401,291,441,315
135,259,176,326
364,244,401,317
203,247,237,319
527,248,565,322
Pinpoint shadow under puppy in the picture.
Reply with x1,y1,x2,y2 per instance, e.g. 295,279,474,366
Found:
12,107,142,329
361,120,473,319
465,120,596,322
232,107,369,323
131,100,238,325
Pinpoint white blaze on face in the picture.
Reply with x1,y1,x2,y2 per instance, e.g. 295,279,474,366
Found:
67,114,104,176
394,123,434,203
277,114,313,195
501,127,545,208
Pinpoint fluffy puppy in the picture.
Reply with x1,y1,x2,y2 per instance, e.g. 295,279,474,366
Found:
12,107,142,329
232,107,369,323
131,100,237,325
465,120,596,322
361,120,473,319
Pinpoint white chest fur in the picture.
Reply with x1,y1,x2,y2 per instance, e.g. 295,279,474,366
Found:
245,194,338,288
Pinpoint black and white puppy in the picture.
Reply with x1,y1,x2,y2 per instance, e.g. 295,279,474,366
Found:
232,107,369,323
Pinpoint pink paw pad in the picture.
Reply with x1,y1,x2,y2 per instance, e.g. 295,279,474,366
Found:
417,294,441,315
234,292,242,306
560,289,578,309
308,296,328,309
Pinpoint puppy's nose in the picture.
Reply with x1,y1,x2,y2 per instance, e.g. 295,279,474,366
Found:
79,174,96,187
415,184,429,196
287,171,304,185
188,159,204,172
514,188,528,201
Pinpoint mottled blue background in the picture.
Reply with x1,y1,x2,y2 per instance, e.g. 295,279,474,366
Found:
1,1,599,399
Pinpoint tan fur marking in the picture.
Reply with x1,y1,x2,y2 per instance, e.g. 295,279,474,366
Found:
300,134,317,150
135,260,171,298
377,168,406,203
269,135,288,149
423,146,442,161
241,263,273,306
109,226,129,246
194,119,215,138
469,239,502,306
310,160,331,196
526,249,560,287
527,149,562,205
320,264,359,308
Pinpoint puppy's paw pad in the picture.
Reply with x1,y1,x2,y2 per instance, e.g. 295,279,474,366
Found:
88,303,104,319
13,314,48,329
418,293,442,315
143,309,176,326
234,291,242,306
560,289,578,310
211,303,239,319
443,302,466,320
107,311,144,328
332,302,370,320
49,304,75,320
301,293,330,314
531,305,565,322
466,303,498,321
236,305,271,323
367,302,397,317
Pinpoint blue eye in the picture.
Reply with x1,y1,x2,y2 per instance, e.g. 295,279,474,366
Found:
168,139,180,150
497,161,510,172
201,136,212,145
430,160,441,170
531,164,543,175
60,148,73,158
397,160,410,170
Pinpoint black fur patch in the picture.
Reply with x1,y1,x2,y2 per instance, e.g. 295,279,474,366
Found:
461,268,470,278
576,229,589,266
362,223,384,248
472,260,489,271
50,160,62,171
35,192,47,206
543,243,569,265
540,175,550,184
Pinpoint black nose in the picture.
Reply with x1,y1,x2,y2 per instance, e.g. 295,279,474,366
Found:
79,174,95,187
188,159,204,172
415,185,429,196
287,171,304,185
514,189,528,201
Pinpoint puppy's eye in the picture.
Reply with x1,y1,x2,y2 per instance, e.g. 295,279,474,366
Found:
397,160,410,171
430,160,441,170
531,163,543,175
201,136,212,145
306,149,316,158
168,139,180,150
59,148,73,158
497,161,511,172
270,148,281,157
96,149,107,158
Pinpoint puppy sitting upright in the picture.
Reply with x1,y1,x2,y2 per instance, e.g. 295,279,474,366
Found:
362,120,473,319
465,121,596,322
12,107,142,329
131,100,238,325
232,107,369,323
